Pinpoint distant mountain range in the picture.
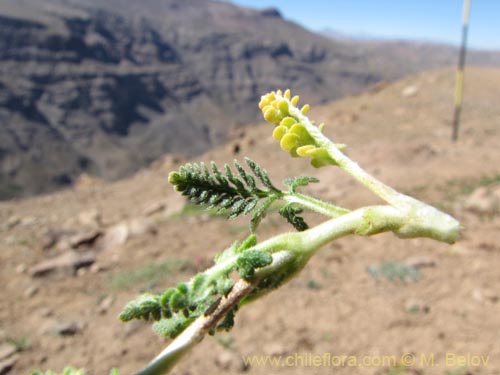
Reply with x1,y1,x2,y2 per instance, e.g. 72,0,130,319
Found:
1,0,499,199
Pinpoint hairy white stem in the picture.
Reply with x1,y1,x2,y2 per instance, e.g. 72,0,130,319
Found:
129,205,417,375
283,191,350,217
130,251,294,375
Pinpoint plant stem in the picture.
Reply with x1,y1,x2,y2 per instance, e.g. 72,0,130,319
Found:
129,204,434,375
288,104,409,208
283,191,350,218
285,98,460,243
130,252,294,375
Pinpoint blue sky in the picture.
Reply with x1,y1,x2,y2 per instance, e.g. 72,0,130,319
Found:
226,0,499,51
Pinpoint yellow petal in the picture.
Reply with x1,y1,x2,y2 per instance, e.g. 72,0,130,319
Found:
301,104,310,114
291,95,300,106
284,89,291,99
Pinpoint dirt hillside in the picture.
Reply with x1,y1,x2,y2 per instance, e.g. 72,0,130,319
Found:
1,67,499,375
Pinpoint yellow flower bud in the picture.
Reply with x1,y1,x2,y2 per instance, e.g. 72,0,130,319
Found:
296,145,316,157
258,93,276,109
279,117,297,128
289,123,313,144
263,106,282,124
284,89,291,99
272,125,287,141
301,104,310,115
278,100,289,115
291,95,300,106
280,133,300,152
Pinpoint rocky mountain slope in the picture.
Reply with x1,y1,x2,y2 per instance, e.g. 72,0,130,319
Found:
0,67,499,375
1,0,500,199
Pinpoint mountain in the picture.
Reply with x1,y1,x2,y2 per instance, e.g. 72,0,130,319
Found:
321,28,500,69
1,0,499,199
1,67,499,375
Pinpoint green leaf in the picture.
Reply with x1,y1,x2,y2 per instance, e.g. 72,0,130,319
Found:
168,159,282,225
283,176,319,193
153,316,194,339
119,294,162,322
250,196,278,232
279,204,309,231
236,250,273,279
245,158,279,191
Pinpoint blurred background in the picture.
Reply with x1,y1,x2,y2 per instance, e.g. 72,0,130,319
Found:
1,0,499,199
0,1,499,375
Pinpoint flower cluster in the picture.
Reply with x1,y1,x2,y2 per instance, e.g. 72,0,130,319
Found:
259,90,335,167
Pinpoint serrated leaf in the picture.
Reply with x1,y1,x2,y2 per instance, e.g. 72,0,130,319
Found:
245,158,278,191
169,160,284,225
153,316,194,339
237,250,273,279
250,196,278,232
283,176,319,192
279,204,309,231
243,198,258,215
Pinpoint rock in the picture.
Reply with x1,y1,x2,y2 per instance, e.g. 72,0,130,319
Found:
50,321,84,336
143,201,166,217
40,230,60,250
95,218,156,252
30,251,96,277
0,355,18,375
0,343,18,375
472,288,498,304
96,224,129,252
97,296,114,314
20,216,37,227
76,268,88,277
15,264,27,274
215,351,247,372
68,228,103,249
74,174,104,191
127,218,157,237
164,196,186,217
5,217,20,231
78,209,102,227
464,185,500,215
24,285,39,298
38,307,53,318
260,7,282,18
405,255,437,269
401,85,419,98
0,344,16,361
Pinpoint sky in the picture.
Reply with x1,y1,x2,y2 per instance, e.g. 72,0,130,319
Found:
226,0,500,51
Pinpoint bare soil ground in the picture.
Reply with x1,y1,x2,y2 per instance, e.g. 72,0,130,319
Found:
1,67,499,375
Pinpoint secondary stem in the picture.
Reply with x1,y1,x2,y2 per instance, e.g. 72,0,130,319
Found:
288,104,406,208
283,191,350,218
129,205,406,375
130,252,295,375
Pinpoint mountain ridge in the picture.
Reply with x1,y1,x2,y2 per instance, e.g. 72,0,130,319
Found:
1,0,500,199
